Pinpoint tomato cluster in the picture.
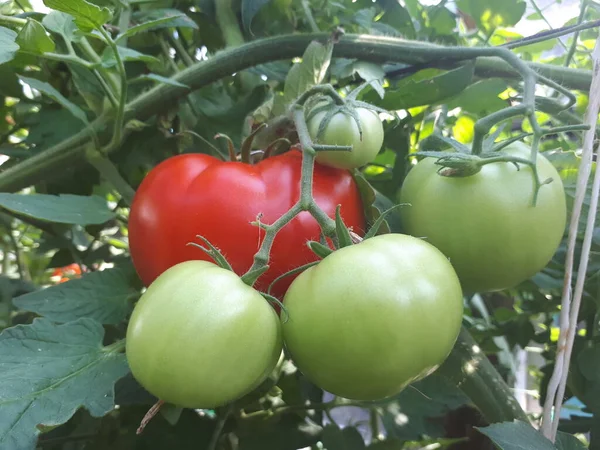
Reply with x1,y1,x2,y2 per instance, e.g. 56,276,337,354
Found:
125,104,566,409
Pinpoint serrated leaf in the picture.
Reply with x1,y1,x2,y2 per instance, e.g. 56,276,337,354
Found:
476,421,555,450
0,193,115,225
0,318,129,450
42,11,82,42
241,0,271,31
43,0,112,32
100,45,159,68
133,73,189,88
0,26,19,65
283,40,333,105
18,76,89,124
16,19,55,54
131,8,198,31
115,15,194,42
13,263,138,324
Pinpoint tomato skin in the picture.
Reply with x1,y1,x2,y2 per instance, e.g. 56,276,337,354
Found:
399,142,567,293
128,150,365,298
126,261,283,409
282,234,463,401
308,107,384,170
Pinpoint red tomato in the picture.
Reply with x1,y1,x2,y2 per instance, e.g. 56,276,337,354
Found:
51,263,82,283
128,150,365,298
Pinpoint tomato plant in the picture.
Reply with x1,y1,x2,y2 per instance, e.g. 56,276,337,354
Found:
399,141,567,293
128,149,365,297
282,234,464,401
126,260,282,409
307,106,384,170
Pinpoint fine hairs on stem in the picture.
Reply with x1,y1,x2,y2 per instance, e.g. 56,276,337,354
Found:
540,35,600,441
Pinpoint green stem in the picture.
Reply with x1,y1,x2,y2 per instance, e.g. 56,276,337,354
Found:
165,30,194,67
77,38,121,100
85,147,136,205
301,0,320,32
242,399,368,419
565,1,588,67
117,2,131,48
528,0,569,51
215,0,245,47
102,338,126,354
41,52,93,68
207,405,233,450
437,327,529,424
0,33,593,192
0,14,26,28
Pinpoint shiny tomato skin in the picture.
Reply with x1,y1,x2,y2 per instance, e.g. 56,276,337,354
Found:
129,150,365,298
399,142,567,293
282,234,464,401
126,261,282,409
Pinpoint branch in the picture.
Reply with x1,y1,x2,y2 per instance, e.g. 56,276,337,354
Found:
0,33,593,192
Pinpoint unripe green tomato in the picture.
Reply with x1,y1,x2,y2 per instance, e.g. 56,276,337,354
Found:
308,107,384,170
282,234,463,401
399,141,567,293
126,261,283,409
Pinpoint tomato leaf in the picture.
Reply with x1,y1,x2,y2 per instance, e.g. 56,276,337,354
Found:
475,421,555,449
43,0,112,32
115,14,195,42
456,0,526,32
100,46,159,68
18,76,89,124
555,432,587,450
446,79,508,115
42,11,82,42
13,262,139,325
241,0,272,31
131,8,198,31
15,19,55,55
321,425,366,450
0,26,19,65
0,319,129,450
0,193,115,225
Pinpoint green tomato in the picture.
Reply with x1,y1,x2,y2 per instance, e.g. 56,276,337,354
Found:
282,234,463,401
126,261,283,409
399,141,567,293
308,106,384,170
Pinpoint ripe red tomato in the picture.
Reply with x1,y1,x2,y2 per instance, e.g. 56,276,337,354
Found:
129,150,365,298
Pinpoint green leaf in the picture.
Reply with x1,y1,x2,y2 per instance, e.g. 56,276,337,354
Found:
0,193,115,225
241,0,272,31
555,432,587,450
307,241,333,259
43,0,112,32
13,263,139,324
374,62,475,110
447,79,508,114
18,76,89,124
282,40,333,105
23,107,81,151
338,60,385,98
456,0,526,31
321,425,366,450
577,346,600,381
15,19,55,54
131,8,199,31
42,11,82,42
132,73,190,88
0,26,19,65
115,14,195,42
0,318,129,450
475,421,555,450
237,414,322,450
100,45,159,67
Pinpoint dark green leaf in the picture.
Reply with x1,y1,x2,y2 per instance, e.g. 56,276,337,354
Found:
0,26,19,65
555,432,587,450
282,40,333,106
241,0,271,31
23,108,81,151
578,346,600,381
373,62,475,110
18,76,89,124
43,0,112,32
476,421,555,450
42,11,82,42
131,8,198,31
133,73,189,88
0,318,129,450
116,14,196,42
237,415,322,450
0,193,115,225
13,262,139,324
446,79,508,114
456,0,526,31
16,18,55,54
321,425,366,450
100,45,159,67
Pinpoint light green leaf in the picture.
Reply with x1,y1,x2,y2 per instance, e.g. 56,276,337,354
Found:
133,73,189,88
0,193,115,225
42,11,82,42
0,26,19,65
101,45,159,67
43,0,112,32
131,9,198,31
18,76,89,124
0,319,129,450
282,40,333,105
115,14,192,42
16,18,55,55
